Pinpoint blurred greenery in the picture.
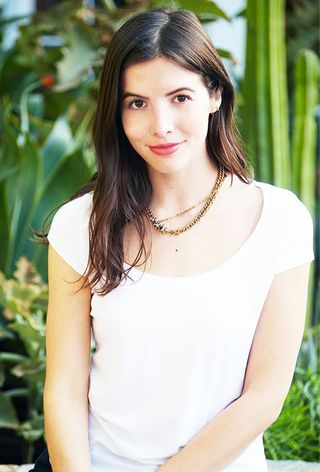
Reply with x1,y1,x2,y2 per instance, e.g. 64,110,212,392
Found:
263,328,320,460
0,258,47,462
0,0,318,465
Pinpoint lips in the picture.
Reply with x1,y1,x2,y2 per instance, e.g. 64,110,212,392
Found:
149,142,182,148
148,141,183,156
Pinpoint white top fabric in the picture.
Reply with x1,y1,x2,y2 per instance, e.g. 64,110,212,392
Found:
47,179,315,471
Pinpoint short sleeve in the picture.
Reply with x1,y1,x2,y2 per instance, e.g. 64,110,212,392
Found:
47,192,92,276
273,191,315,275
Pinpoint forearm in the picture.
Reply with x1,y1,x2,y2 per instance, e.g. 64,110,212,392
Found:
44,388,91,472
156,389,278,472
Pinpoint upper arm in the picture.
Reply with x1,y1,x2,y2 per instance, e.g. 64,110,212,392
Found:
44,243,92,397
241,261,312,419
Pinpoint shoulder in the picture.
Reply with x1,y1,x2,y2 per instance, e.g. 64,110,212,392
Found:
254,180,313,222
47,191,93,276
51,191,93,228
254,182,316,274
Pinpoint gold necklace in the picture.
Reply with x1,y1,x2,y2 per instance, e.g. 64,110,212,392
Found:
157,195,208,222
145,163,226,236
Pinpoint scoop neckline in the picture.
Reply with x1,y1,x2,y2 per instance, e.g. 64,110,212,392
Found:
123,180,269,281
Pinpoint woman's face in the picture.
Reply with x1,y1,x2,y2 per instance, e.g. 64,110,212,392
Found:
120,56,221,175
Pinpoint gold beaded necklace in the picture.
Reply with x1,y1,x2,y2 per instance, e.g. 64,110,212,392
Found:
156,195,208,223
145,163,227,236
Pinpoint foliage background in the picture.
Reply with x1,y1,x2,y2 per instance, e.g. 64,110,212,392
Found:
0,0,319,465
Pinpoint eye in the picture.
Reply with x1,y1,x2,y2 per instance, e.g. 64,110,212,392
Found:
128,99,145,110
173,94,191,103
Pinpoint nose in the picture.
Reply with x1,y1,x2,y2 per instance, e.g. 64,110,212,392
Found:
149,105,173,138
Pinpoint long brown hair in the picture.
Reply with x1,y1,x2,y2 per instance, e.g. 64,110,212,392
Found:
38,7,254,296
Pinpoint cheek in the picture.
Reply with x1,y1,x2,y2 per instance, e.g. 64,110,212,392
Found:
182,107,209,137
122,113,146,143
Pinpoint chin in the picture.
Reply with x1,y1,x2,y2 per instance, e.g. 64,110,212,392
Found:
146,159,192,175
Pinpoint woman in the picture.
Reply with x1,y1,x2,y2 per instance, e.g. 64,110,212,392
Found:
31,7,314,472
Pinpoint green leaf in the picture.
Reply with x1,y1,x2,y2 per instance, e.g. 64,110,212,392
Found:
8,318,45,359
0,165,19,183
11,359,46,381
0,360,5,388
0,112,20,270
0,14,29,28
216,48,237,64
3,388,29,398
0,326,15,340
56,24,97,90
177,0,231,22
0,390,20,429
33,146,92,237
41,115,73,180
19,414,44,442
6,134,41,274
0,319,15,340
0,352,28,363
10,281,42,304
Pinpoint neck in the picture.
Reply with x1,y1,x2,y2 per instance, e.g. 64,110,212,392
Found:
147,155,230,219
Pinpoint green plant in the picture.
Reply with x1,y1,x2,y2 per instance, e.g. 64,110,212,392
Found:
285,0,319,98
240,0,319,328
0,257,48,463
0,98,94,279
263,325,320,461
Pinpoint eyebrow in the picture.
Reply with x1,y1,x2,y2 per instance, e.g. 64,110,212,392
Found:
122,87,196,100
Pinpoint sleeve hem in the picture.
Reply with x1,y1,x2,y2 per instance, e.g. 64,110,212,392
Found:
273,254,315,276
47,236,86,276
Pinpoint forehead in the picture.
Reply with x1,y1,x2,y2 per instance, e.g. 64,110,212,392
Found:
121,56,205,92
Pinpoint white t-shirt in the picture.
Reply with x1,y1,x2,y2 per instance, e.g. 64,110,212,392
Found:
47,179,315,472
